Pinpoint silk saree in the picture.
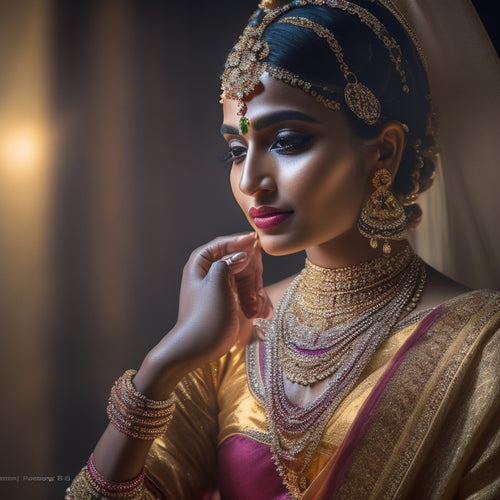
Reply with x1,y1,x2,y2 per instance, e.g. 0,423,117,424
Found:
144,289,500,499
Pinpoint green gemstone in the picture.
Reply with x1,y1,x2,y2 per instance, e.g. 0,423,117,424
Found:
239,116,250,134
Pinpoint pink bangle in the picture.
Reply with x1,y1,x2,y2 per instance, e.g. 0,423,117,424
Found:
106,370,175,440
87,453,146,492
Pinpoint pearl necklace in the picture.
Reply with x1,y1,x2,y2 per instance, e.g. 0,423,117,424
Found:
255,246,426,498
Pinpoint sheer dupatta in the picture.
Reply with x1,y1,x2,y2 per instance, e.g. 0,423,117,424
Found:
392,0,500,290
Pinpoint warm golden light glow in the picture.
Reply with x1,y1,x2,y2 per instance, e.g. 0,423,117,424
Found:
0,126,47,170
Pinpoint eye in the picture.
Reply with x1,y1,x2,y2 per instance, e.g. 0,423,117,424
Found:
228,145,247,164
270,131,313,154
219,144,247,166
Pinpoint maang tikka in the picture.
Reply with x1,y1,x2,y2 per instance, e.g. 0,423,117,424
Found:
221,0,411,134
358,168,408,255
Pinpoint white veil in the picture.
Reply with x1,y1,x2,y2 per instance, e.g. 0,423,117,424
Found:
391,0,500,290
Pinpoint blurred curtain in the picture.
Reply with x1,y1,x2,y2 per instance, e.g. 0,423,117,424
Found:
0,2,54,498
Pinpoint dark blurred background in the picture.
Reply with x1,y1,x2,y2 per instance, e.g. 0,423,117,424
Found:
0,1,497,498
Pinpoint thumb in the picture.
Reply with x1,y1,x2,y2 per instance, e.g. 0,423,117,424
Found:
205,259,232,286
204,252,249,295
205,252,247,287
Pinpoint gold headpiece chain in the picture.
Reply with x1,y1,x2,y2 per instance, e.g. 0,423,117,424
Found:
280,16,382,125
221,0,410,132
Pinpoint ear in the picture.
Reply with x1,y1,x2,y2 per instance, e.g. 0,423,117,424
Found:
366,121,407,179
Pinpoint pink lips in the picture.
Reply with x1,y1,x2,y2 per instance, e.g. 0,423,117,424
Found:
249,206,293,229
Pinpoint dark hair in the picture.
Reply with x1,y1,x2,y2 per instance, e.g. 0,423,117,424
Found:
254,1,437,220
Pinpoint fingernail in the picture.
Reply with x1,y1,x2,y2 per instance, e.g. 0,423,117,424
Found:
230,252,246,263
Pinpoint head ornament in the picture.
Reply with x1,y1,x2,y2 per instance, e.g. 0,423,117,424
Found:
259,0,290,9
221,0,413,132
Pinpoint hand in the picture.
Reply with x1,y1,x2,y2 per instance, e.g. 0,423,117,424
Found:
136,233,272,396
176,232,272,360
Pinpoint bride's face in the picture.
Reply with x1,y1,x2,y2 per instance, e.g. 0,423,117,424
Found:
221,73,373,256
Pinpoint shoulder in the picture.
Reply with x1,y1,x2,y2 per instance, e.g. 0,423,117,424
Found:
438,288,500,326
421,288,500,366
419,264,500,317
413,265,471,315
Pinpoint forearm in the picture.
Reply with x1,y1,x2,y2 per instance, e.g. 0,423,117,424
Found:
66,389,165,498
90,343,191,481
67,381,173,499
67,330,197,499
91,424,155,483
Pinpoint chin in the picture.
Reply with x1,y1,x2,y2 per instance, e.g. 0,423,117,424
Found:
258,233,308,257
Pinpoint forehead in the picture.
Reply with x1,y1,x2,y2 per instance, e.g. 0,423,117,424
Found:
222,72,342,128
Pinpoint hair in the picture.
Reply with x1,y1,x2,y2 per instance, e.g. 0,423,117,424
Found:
230,1,437,225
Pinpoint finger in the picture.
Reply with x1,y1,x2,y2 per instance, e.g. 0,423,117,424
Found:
234,240,270,318
203,259,234,295
191,233,257,278
221,251,249,274
256,288,273,319
252,243,273,318
198,259,240,328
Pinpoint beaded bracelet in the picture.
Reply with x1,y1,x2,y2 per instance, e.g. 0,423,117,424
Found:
106,369,176,440
65,454,145,499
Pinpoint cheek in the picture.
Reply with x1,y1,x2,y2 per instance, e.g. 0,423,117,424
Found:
229,166,245,208
288,154,365,214
229,166,239,196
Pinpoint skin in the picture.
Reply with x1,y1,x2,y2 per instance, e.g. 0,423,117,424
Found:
224,72,405,266
89,73,468,482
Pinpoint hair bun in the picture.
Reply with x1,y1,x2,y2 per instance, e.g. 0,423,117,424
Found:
404,203,423,230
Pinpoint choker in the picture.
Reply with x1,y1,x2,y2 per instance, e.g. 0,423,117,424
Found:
255,245,426,497
282,245,423,385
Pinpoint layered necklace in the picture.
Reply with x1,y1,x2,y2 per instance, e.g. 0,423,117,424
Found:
255,245,426,498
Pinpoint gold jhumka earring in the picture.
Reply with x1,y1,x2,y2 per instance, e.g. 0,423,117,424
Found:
358,168,408,255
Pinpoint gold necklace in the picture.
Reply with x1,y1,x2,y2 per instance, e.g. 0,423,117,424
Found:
256,245,426,498
281,245,424,385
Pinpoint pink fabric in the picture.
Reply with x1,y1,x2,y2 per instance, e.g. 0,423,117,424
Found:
319,304,444,498
218,435,289,500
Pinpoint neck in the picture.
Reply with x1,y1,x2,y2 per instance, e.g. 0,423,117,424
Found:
305,227,409,269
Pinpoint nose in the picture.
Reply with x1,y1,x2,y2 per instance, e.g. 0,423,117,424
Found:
238,147,276,196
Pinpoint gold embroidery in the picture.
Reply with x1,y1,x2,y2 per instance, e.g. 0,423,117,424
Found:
332,291,500,499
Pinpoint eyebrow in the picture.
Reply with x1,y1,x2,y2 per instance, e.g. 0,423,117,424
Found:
220,124,239,135
220,110,321,136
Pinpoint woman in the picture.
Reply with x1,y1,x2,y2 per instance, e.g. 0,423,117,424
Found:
66,0,500,498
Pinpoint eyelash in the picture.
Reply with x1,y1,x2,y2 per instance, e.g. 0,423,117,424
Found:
273,133,313,154
220,146,247,166
220,133,313,166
